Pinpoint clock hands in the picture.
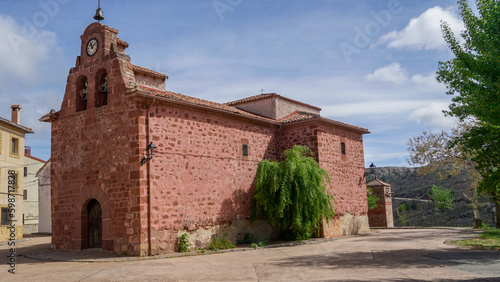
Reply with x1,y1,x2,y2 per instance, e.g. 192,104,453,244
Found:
87,39,98,56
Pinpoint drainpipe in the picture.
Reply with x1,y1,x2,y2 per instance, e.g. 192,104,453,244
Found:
145,99,156,256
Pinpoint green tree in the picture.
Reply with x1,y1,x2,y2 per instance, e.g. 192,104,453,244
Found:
429,185,455,211
437,0,500,227
397,203,410,227
252,145,335,240
408,122,482,224
367,187,379,210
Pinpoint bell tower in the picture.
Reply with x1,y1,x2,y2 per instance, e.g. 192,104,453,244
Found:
45,8,145,255
55,19,134,117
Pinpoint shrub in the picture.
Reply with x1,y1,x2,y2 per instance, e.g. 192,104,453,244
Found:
208,233,235,251
257,241,269,247
244,233,256,244
177,233,192,253
253,145,335,240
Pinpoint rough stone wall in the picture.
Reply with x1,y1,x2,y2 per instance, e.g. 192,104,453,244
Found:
147,103,279,254
51,23,145,255
316,124,368,217
277,122,369,236
50,99,143,254
277,123,319,158
368,185,394,227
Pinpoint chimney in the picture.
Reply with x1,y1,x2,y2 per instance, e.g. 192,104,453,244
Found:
11,105,21,125
25,146,31,156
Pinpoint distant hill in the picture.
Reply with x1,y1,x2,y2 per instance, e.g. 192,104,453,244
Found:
366,166,496,227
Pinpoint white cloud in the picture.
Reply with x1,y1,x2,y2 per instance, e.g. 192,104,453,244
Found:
411,73,447,91
0,14,58,85
377,6,463,50
409,102,458,128
322,99,432,118
365,63,408,83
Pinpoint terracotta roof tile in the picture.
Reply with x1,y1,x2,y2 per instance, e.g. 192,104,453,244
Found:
278,111,369,133
279,111,319,123
129,86,278,123
0,116,34,133
129,86,368,133
225,93,322,111
132,65,168,79
367,178,391,187
117,38,129,48
225,93,277,106
26,154,46,163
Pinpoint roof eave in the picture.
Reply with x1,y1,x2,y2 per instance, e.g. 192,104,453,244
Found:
126,90,281,126
284,117,370,134
0,118,34,134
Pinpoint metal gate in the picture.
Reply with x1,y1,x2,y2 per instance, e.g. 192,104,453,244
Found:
87,199,102,248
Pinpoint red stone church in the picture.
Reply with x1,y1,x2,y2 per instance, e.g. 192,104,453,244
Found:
41,22,370,256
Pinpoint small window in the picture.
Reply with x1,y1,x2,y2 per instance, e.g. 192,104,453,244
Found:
24,166,28,177
23,190,28,200
242,144,248,157
11,137,19,155
1,208,9,226
341,142,346,155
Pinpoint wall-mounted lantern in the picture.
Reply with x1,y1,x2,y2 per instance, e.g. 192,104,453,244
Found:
141,142,157,166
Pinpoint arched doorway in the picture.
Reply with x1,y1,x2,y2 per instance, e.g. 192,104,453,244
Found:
87,199,102,248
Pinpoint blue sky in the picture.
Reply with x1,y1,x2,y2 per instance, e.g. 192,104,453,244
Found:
0,0,466,166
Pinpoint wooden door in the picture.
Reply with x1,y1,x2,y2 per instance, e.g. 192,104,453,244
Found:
87,199,102,248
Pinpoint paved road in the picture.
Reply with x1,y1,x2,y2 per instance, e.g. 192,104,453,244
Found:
1,228,499,281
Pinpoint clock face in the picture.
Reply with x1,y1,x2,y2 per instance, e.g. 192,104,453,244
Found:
86,38,98,56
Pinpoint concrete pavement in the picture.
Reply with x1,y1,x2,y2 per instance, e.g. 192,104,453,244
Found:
1,228,499,281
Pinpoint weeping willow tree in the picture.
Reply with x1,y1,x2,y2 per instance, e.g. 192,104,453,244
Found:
252,145,335,240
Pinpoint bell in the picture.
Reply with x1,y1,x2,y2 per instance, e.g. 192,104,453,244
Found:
94,8,104,21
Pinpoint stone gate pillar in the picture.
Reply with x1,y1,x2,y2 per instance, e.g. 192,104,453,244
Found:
367,179,394,227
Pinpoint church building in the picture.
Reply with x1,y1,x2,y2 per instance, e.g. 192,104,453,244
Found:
41,22,370,256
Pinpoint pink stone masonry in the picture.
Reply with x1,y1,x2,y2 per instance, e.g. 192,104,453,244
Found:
45,22,371,256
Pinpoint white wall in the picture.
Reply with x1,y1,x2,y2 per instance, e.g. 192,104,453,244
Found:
37,161,51,233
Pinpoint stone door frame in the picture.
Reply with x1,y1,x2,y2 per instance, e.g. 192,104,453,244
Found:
73,186,112,251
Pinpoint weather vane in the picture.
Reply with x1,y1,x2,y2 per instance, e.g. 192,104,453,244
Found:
94,0,104,22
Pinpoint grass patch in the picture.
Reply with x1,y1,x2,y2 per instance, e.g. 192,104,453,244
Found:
451,228,500,250
208,233,236,251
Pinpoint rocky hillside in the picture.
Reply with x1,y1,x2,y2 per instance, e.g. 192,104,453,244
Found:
366,167,496,227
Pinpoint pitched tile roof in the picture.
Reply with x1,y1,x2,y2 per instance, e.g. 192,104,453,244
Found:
279,111,319,123
26,154,46,163
128,86,278,124
367,178,391,187
225,93,277,105
132,65,168,79
129,86,369,133
278,111,369,133
225,93,322,111
0,116,34,134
